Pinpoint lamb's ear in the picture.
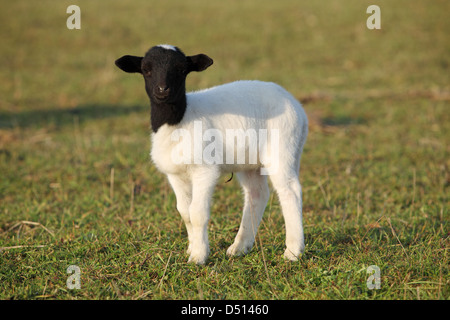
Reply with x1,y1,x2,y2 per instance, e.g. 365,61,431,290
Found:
115,55,143,73
187,54,213,72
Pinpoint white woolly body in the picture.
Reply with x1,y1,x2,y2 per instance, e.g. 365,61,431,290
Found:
149,80,308,265
151,80,307,176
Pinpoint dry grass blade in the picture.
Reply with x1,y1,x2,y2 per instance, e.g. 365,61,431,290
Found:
387,218,409,258
4,220,55,238
157,251,173,289
0,245,46,251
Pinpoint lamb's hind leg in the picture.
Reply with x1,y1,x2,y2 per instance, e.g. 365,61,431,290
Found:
227,170,270,257
269,171,304,261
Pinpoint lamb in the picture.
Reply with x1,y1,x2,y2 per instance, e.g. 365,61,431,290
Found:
115,44,308,264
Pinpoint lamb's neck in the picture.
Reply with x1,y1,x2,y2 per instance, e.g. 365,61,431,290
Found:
150,96,187,133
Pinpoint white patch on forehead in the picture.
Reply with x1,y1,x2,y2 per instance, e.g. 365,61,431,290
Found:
158,44,177,52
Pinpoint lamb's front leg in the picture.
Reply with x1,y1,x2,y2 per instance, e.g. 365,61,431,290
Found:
167,174,193,254
187,167,220,265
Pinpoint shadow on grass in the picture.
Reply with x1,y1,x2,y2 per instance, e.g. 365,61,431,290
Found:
1,102,368,131
0,104,148,129
321,115,367,127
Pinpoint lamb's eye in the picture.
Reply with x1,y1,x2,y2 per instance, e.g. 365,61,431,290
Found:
144,70,151,76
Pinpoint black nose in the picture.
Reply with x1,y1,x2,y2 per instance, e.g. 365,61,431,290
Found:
158,86,170,94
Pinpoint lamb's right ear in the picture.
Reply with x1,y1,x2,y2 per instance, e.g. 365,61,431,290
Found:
115,55,143,73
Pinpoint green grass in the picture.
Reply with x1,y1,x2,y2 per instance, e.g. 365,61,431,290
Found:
0,0,448,300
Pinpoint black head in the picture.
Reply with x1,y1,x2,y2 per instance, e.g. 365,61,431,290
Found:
115,45,213,104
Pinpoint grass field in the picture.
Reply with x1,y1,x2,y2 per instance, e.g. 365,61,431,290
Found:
0,0,448,300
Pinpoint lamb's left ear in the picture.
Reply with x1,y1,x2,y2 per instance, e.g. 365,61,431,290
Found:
187,54,213,72
115,55,143,73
